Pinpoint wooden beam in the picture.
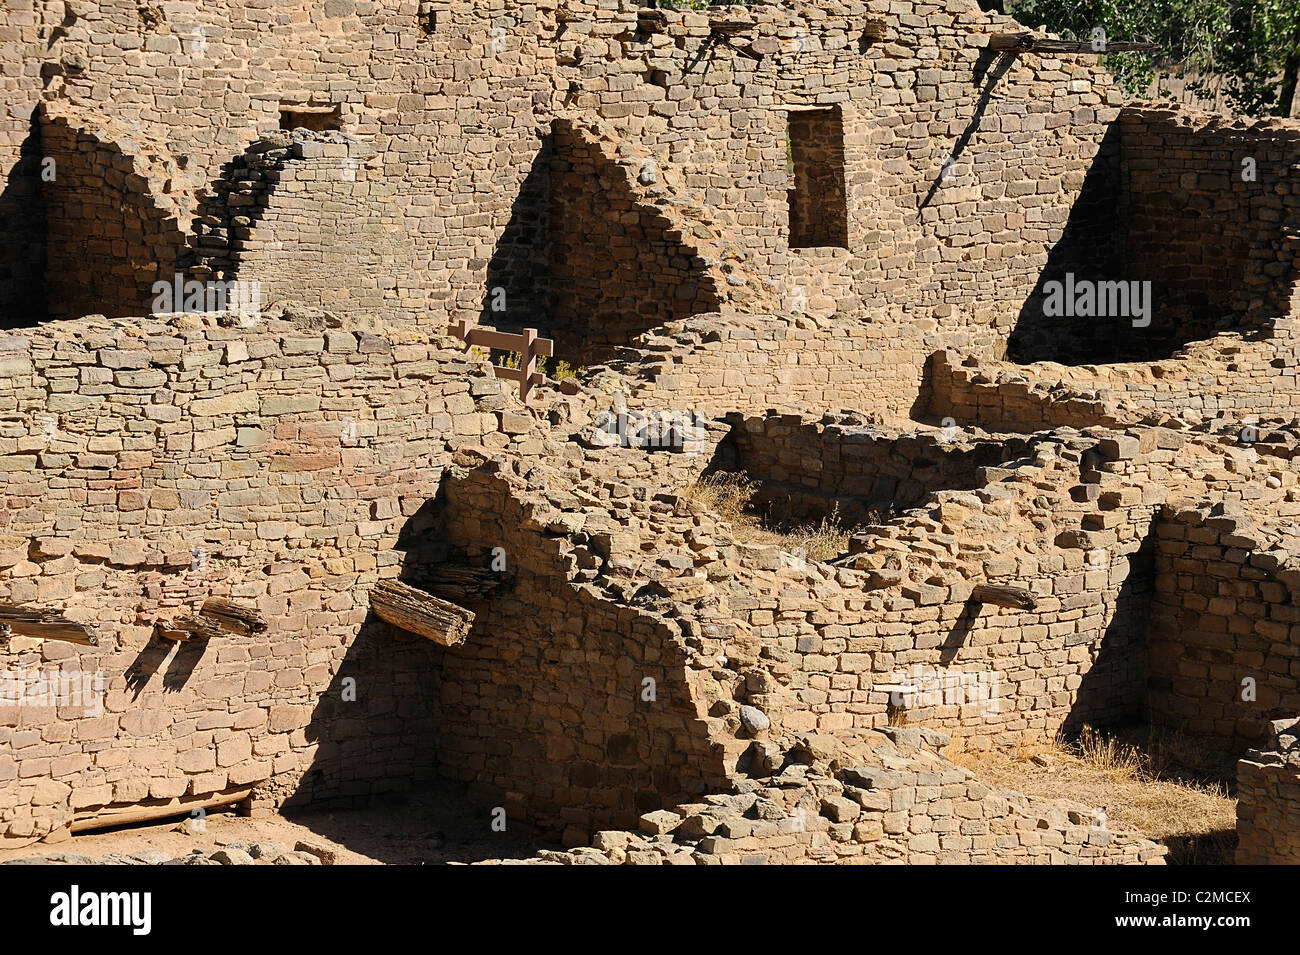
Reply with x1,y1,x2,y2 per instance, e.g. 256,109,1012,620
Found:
0,604,97,646
371,580,474,646
71,787,255,833
972,584,1038,610
200,597,267,635
426,565,513,601
161,598,267,642
988,32,1157,53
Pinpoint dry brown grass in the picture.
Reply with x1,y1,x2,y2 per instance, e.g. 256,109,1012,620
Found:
949,725,1237,865
682,471,855,561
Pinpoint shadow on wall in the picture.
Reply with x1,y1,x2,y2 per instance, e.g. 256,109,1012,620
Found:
479,134,551,332
0,109,47,327
1060,521,1158,738
40,111,187,322
1010,115,1300,365
1007,122,1129,364
288,470,730,852
546,121,722,367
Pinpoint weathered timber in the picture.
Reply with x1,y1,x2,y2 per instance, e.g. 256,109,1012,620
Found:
71,787,255,833
426,565,513,601
972,583,1038,610
200,597,268,635
162,598,267,642
988,32,1157,53
0,604,97,645
371,579,474,646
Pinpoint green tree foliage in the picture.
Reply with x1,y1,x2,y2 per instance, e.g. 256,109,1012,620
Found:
1008,0,1300,116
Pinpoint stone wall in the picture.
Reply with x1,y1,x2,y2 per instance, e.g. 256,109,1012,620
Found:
548,118,724,364
0,310,515,847
929,336,1300,435
1010,107,1300,364
1236,717,1300,864
715,410,1033,525
40,102,192,321
188,130,402,318
600,312,932,423
1149,503,1300,770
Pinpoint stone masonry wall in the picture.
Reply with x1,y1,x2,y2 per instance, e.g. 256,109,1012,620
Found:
599,312,932,423
1236,716,1300,864
716,411,1033,525
1149,503,1300,770
0,310,518,847
189,130,402,318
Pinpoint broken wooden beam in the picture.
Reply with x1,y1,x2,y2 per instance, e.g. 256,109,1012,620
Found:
70,787,255,834
971,584,1038,611
988,32,1157,54
199,597,267,636
0,604,97,646
370,580,474,647
160,598,267,642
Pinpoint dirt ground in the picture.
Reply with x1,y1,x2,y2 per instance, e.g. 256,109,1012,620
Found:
0,784,548,865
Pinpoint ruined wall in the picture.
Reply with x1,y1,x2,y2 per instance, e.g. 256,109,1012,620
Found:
40,103,191,321
548,118,723,364
190,131,402,318
429,465,730,842
1149,504,1300,770
929,337,1300,435
716,411,1033,526
1011,107,1300,364
1236,717,1300,864
2,0,1133,364
0,311,515,847
604,312,931,423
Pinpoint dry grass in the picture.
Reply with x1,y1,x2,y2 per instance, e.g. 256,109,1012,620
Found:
949,725,1237,865
682,471,856,561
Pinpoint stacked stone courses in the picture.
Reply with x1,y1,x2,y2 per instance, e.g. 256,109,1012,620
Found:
1,0,1300,864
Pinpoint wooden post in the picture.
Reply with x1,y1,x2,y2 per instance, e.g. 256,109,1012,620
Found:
521,327,538,405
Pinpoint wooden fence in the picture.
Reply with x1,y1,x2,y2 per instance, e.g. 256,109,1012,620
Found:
448,320,554,405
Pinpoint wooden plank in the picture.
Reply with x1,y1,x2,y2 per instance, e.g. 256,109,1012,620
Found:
0,604,97,645
461,327,555,358
371,580,474,646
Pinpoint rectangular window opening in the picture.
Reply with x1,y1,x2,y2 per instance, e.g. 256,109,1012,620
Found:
787,107,849,250
279,105,343,133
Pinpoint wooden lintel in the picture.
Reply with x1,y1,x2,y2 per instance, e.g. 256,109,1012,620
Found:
71,787,255,833
0,604,98,646
972,583,1038,610
371,580,474,647
988,32,1157,54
